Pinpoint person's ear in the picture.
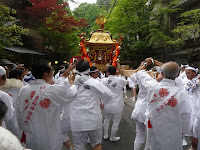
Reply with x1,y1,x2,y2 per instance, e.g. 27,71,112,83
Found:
43,72,48,80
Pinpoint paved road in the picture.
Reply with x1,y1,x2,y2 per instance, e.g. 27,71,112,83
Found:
63,90,192,150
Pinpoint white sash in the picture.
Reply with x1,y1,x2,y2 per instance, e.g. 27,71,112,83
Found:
146,87,181,127
23,85,46,131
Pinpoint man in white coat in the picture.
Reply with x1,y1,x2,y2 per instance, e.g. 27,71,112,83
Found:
101,66,127,142
130,59,163,150
55,72,75,150
0,66,14,129
2,69,24,138
133,60,193,150
70,59,112,150
184,65,200,119
16,62,77,150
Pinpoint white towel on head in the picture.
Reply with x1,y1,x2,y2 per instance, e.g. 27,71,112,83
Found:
0,127,23,150
0,66,6,76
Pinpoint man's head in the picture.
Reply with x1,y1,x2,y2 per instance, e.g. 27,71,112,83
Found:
107,66,116,76
90,66,99,79
161,61,180,80
0,66,7,86
185,65,198,80
31,62,53,83
75,59,90,75
9,69,23,80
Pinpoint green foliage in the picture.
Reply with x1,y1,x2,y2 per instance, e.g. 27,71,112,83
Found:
169,9,200,62
39,26,80,63
73,3,102,36
0,4,29,50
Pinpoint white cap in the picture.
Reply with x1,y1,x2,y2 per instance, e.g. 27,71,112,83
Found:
0,127,23,150
0,66,6,76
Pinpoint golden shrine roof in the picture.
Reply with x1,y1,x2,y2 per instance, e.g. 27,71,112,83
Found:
86,30,116,45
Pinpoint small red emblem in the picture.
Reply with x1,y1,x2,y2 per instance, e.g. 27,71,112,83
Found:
159,88,169,97
39,98,51,109
168,97,178,107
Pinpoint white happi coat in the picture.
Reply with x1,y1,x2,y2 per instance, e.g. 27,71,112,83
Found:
0,90,14,126
137,70,193,150
101,75,127,114
16,79,77,150
2,78,23,138
180,71,189,85
127,77,136,88
70,74,112,131
130,73,150,123
55,77,71,126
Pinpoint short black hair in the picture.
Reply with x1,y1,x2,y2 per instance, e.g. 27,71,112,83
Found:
76,59,90,73
90,66,97,76
107,66,116,75
0,100,7,120
9,69,23,79
31,62,51,79
1,75,6,81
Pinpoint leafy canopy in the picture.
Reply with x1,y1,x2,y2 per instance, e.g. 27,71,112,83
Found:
0,4,29,50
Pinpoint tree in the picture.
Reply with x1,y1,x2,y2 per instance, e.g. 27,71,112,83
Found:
146,0,180,61
169,9,200,63
73,3,101,36
105,0,179,65
96,0,111,14
0,4,28,50
24,0,68,26
23,0,89,63
105,0,153,66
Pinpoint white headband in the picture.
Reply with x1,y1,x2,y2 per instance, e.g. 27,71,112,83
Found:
90,69,99,73
74,68,90,75
0,66,6,76
181,64,189,68
185,66,198,73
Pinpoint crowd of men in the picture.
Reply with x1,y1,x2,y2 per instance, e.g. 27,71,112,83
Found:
0,58,200,150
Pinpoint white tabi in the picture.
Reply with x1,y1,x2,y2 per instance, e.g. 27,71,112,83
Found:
70,74,111,132
137,70,193,150
184,75,200,120
2,78,23,138
16,79,77,150
101,75,127,114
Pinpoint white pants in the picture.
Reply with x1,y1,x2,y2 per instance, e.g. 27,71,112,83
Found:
103,111,123,137
134,121,146,148
61,118,71,142
72,128,102,150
